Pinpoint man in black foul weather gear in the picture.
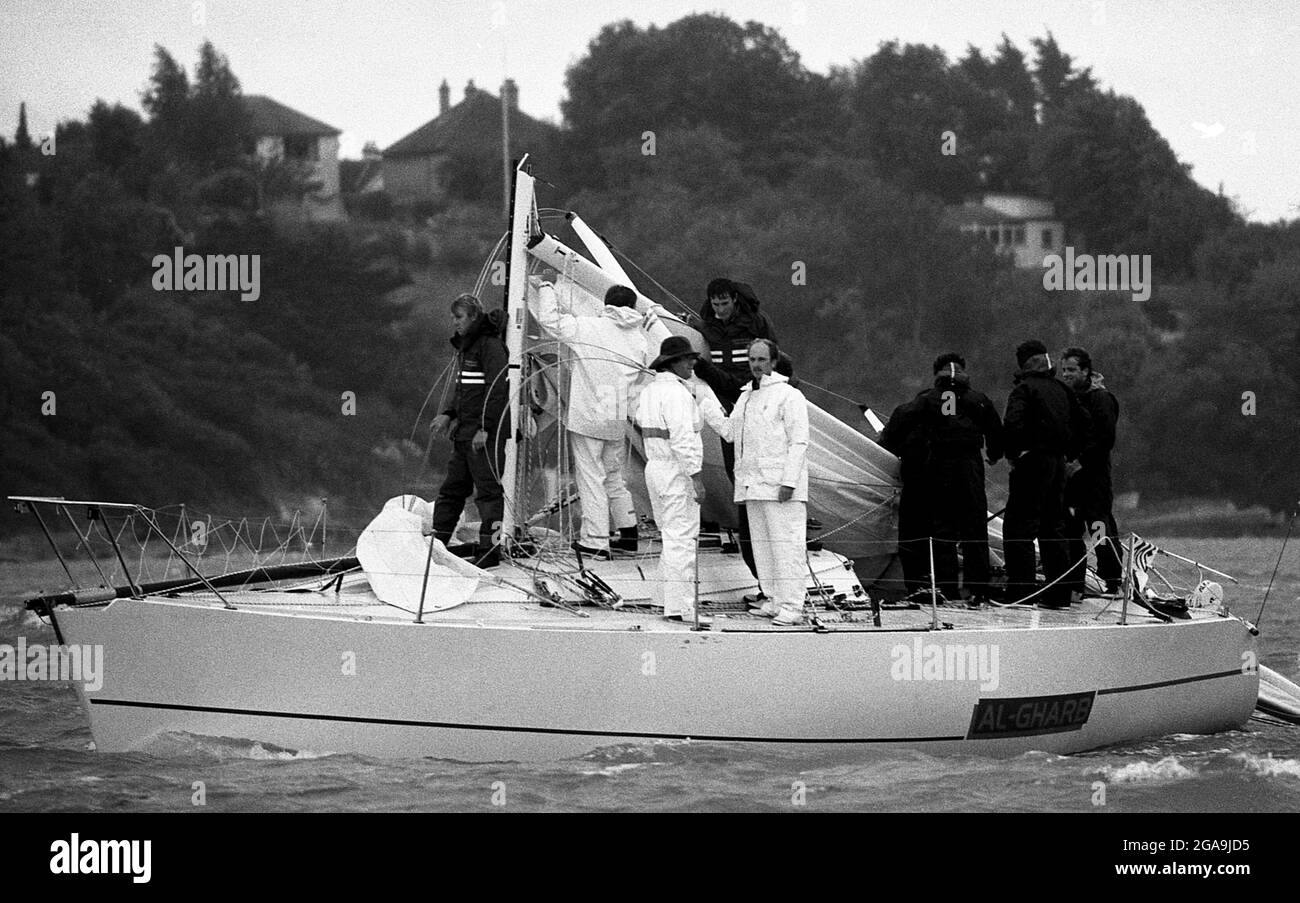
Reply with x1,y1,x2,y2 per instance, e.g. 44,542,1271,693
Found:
695,279,782,415
429,293,509,568
692,278,782,583
880,395,932,595
1060,347,1122,596
1002,340,1088,608
917,353,1003,603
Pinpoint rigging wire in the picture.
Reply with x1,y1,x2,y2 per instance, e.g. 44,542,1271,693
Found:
597,239,884,425
607,245,699,324
409,359,455,444
472,232,510,299
1256,502,1297,630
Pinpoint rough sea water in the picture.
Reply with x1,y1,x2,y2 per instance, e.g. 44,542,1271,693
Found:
2,537,1297,814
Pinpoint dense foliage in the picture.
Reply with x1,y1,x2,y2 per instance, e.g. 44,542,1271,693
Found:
3,19,1298,548
549,15,1298,513
0,43,448,537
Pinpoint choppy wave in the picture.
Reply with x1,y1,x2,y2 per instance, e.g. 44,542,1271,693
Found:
578,739,696,764
140,731,332,762
1234,751,1300,779
577,762,652,777
1093,756,1196,783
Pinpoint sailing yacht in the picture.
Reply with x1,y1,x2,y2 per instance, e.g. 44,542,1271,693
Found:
14,157,1282,761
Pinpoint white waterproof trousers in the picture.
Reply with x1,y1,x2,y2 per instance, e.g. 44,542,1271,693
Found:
747,499,807,612
570,432,637,550
644,460,699,617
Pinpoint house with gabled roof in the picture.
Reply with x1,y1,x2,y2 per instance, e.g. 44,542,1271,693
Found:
243,94,344,219
383,79,556,206
945,194,1070,269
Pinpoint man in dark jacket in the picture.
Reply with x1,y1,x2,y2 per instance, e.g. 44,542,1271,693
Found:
1060,347,1122,595
917,353,1004,603
692,278,781,583
430,293,509,568
879,394,932,595
695,278,781,416
1002,340,1087,607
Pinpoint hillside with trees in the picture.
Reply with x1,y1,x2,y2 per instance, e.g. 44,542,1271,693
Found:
0,43,451,537
546,14,1298,516
2,17,1297,545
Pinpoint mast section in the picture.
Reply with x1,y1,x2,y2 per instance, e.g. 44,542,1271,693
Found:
499,156,533,541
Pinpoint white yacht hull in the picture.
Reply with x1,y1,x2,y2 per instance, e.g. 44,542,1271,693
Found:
59,598,1258,761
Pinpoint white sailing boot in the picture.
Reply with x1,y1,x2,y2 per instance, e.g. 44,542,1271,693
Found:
772,604,806,626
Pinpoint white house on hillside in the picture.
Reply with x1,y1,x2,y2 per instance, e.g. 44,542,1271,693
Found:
945,194,1068,269
243,95,344,220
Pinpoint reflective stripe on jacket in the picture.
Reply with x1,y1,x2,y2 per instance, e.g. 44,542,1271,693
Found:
442,318,508,440
635,371,703,482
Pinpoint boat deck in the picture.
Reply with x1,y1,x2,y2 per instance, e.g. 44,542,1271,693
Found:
132,544,1226,633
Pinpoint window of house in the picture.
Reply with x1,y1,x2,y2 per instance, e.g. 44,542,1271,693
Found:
1041,227,1054,249
1014,225,1026,246
284,135,318,162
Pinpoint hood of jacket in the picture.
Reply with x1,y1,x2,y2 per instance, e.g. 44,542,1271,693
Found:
603,304,645,329
933,371,971,393
699,285,762,327
1013,363,1057,384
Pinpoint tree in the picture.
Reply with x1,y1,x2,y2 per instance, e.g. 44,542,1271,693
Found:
57,170,152,308
1031,33,1096,119
846,41,985,201
955,39,1037,192
0,158,61,302
15,101,32,150
141,42,249,171
189,41,250,168
141,45,190,157
1031,89,1234,276
989,35,1037,125
560,14,840,191
87,100,145,175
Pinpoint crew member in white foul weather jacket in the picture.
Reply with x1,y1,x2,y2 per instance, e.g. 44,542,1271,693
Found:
698,338,810,626
530,280,655,557
636,336,710,624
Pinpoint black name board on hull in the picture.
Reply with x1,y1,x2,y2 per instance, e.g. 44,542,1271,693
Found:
967,691,1097,739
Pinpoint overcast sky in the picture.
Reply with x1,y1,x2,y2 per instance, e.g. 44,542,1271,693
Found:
3,0,1297,222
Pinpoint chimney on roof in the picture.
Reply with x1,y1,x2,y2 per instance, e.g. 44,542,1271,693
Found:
362,141,381,161
502,78,518,113
465,79,477,100
439,79,450,116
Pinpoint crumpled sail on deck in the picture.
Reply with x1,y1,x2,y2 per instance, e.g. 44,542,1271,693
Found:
356,495,483,612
